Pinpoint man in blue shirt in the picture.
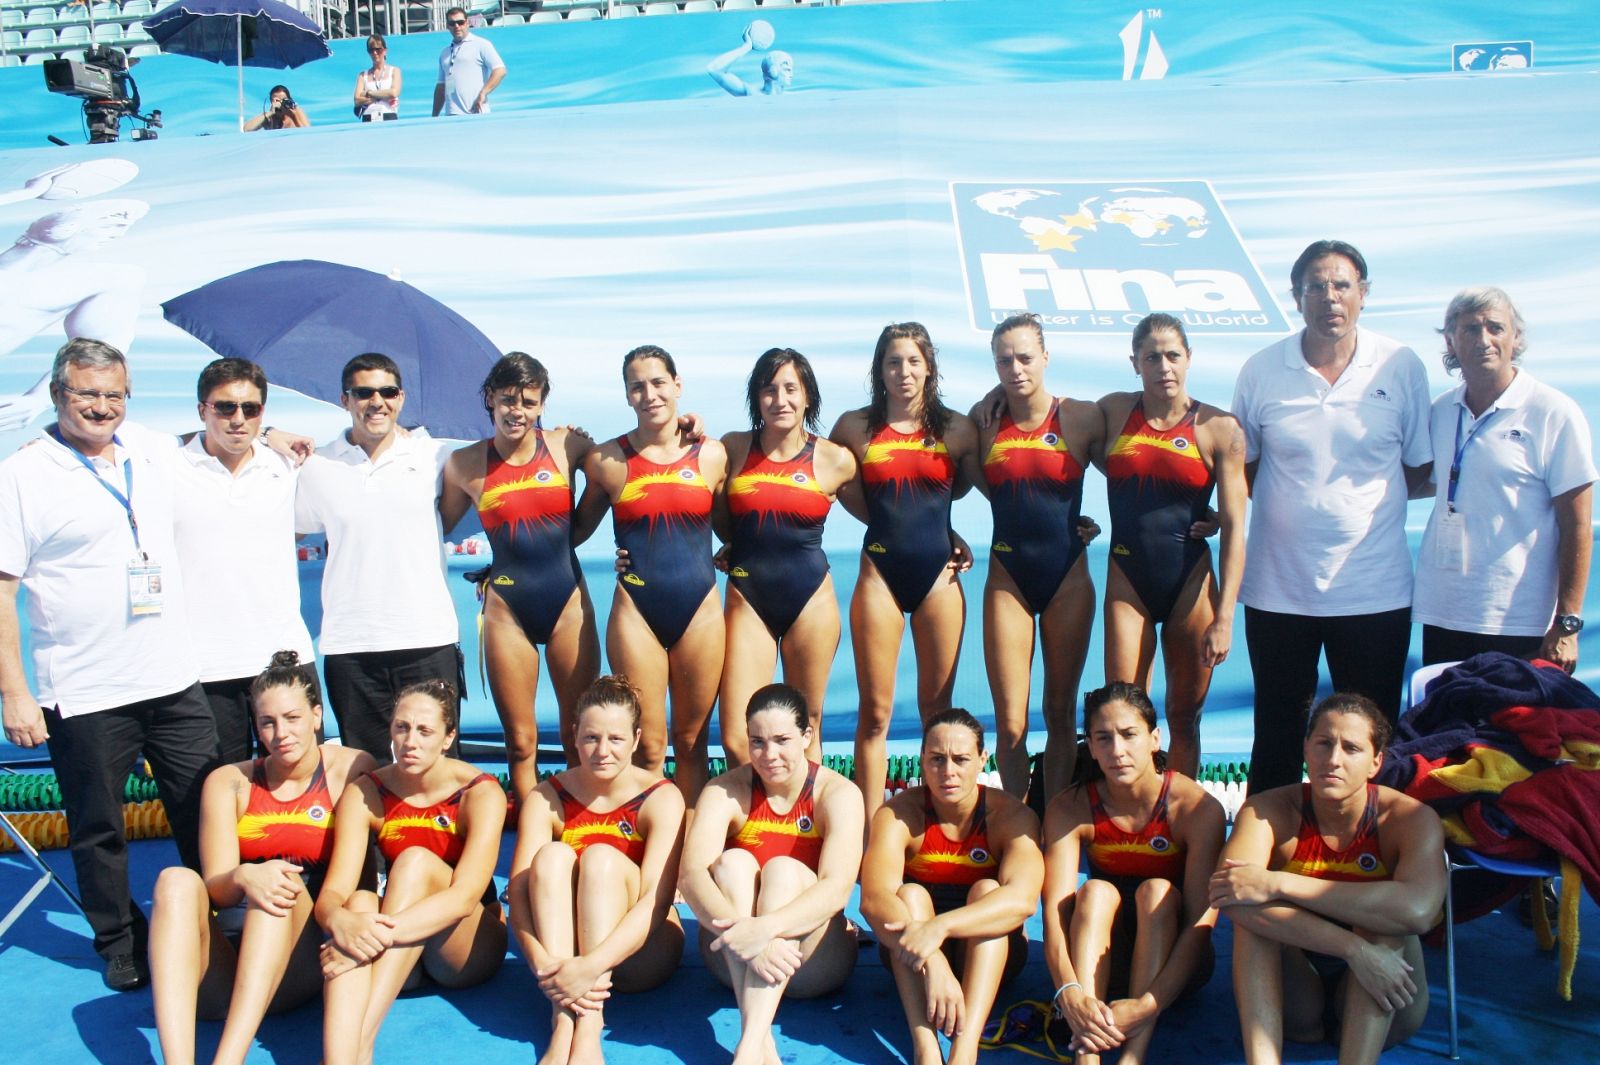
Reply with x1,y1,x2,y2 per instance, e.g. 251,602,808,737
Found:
433,8,506,116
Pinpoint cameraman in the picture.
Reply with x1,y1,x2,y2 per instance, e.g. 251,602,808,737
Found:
244,85,310,132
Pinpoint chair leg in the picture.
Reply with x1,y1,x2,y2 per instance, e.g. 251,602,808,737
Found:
0,811,84,939
1443,852,1458,1060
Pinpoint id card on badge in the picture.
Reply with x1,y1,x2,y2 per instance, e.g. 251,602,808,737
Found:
1433,510,1467,574
129,558,164,617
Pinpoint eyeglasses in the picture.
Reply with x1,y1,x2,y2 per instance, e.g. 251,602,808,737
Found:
447,17,466,25
367,46,384,53
345,385,401,400
60,385,128,405
204,400,263,419
1298,279,1363,298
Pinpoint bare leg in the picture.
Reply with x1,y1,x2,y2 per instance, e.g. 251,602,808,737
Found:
1066,879,1125,1065
484,588,549,800
850,555,909,825
548,582,602,770
213,888,320,1065
571,844,643,1065
984,567,1038,800
666,589,726,806
150,866,236,1065
1038,557,1095,801
778,575,842,764
1118,879,1182,1065
608,591,671,773
350,849,457,1063
1335,931,1428,1065
908,573,965,722
529,842,580,1065
322,889,382,1065
883,883,946,1065
1103,562,1158,691
947,880,1013,1065
1155,562,1218,780
720,585,780,766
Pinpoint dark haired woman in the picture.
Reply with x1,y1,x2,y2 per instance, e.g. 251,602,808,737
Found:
317,681,507,1065
441,352,601,796
830,322,981,820
861,708,1043,1065
353,34,401,121
1211,693,1445,1065
150,651,376,1065
243,85,310,131
508,675,685,1065
1041,682,1223,1064
975,313,1103,800
1095,314,1246,779
717,347,857,765
680,683,864,1064
572,345,728,804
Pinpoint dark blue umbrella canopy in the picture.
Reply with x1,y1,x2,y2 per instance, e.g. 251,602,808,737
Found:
142,0,331,68
162,260,504,441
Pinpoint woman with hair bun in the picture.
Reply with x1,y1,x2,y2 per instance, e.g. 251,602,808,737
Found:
317,680,507,1065
150,651,376,1065
508,675,686,1065
679,682,864,1064
1041,681,1224,1064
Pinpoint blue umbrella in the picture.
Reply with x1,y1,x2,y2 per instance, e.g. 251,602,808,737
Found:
142,0,331,129
162,260,504,441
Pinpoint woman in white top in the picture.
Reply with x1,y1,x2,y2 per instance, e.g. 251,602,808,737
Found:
354,34,401,121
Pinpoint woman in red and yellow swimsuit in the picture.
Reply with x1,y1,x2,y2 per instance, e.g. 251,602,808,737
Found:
680,683,864,1064
316,680,507,1065
861,709,1043,1065
1211,693,1446,1065
150,651,376,1065
1041,682,1224,1065
508,675,685,1065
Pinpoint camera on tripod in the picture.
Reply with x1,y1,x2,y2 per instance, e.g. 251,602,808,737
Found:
43,45,162,144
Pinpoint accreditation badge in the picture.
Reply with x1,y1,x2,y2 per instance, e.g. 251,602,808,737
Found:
1433,510,1467,575
128,557,164,617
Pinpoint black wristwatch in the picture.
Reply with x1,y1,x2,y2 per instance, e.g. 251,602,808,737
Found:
1554,614,1584,635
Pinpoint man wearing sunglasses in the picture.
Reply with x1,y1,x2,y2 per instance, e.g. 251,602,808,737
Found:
172,358,316,763
294,353,460,763
0,338,219,992
432,7,506,117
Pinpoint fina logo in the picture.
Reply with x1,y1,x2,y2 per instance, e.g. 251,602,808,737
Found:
1453,41,1533,72
950,180,1290,336
1119,10,1168,81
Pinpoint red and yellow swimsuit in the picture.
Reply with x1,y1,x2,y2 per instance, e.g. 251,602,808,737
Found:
236,756,336,885
1084,769,1186,890
1283,783,1390,882
730,763,822,870
373,772,498,867
907,787,998,911
552,777,670,864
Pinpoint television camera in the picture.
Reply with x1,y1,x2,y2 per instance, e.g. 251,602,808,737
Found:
43,45,162,144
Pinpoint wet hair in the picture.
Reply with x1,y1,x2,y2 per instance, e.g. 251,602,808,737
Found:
394,678,460,735
745,682,809,733
479,351,550,414
575,674,643,732
248,649,321,717
1439,286,1528,373
51,337,127,393
746,347,822,432
990,312,1045,351
1078,682,1168,784
1289,239,1369,296
196,358,268,405
1305,692,1392,754
922,707,985,753
622,344,679,382
867,322,951,438
1130,313,1191,357
340,352,402,393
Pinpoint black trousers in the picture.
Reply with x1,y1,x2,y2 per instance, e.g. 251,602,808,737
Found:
1422,625,1543,666
44,682,218,959
322,643,462,764
1243,606,1411,794
201,664,323,764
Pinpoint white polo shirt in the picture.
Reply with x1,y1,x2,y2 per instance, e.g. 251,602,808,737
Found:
0,421,198,717
174,436,315,682
1413,370,1596,636
295,430,457,656
1232,328,1432,616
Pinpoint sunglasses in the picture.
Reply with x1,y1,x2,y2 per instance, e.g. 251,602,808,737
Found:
205,400,263,418
447,17,466,25
368,46,385,53
345,385,401,400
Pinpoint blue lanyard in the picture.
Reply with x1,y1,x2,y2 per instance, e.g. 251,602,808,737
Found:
50,427,142,555
1446,404,1497,513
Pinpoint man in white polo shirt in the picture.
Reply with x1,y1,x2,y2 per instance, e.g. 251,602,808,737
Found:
174,358,317,762
1413,287,1594,672
0,338,217,992
1232,240,1432,792
296,352,459,763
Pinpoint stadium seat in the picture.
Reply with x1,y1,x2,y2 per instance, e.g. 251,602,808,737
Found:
0,53,17,67
720,0,756,9
22,25,53,44
758,0,799,6
90,1,118,20
643,1,675,13
91,20,117,40
128,39,156,55
493,11,524,22
606,2,636,15
528,10,564,21
2,28,21,47
681,0,714,9
564,5,598,17
24,6,53,23
120,0,150,14
23,48,49,62
56,20,85,42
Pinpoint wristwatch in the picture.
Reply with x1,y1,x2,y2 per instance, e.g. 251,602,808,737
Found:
1554,614,1585,635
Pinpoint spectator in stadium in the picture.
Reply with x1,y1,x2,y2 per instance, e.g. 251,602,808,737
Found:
1231,240,1431,793
354,35,402,122
433,8,506,116
243,86,310,131
1412,286,1594,670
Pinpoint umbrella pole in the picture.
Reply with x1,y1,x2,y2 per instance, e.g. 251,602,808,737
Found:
236,17,245,132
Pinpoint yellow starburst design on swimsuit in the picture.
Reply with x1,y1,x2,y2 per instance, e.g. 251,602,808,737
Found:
480,469,568,513
863,437,948,467
617,468,708,505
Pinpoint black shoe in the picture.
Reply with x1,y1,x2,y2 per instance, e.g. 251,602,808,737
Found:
102,951,149,992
